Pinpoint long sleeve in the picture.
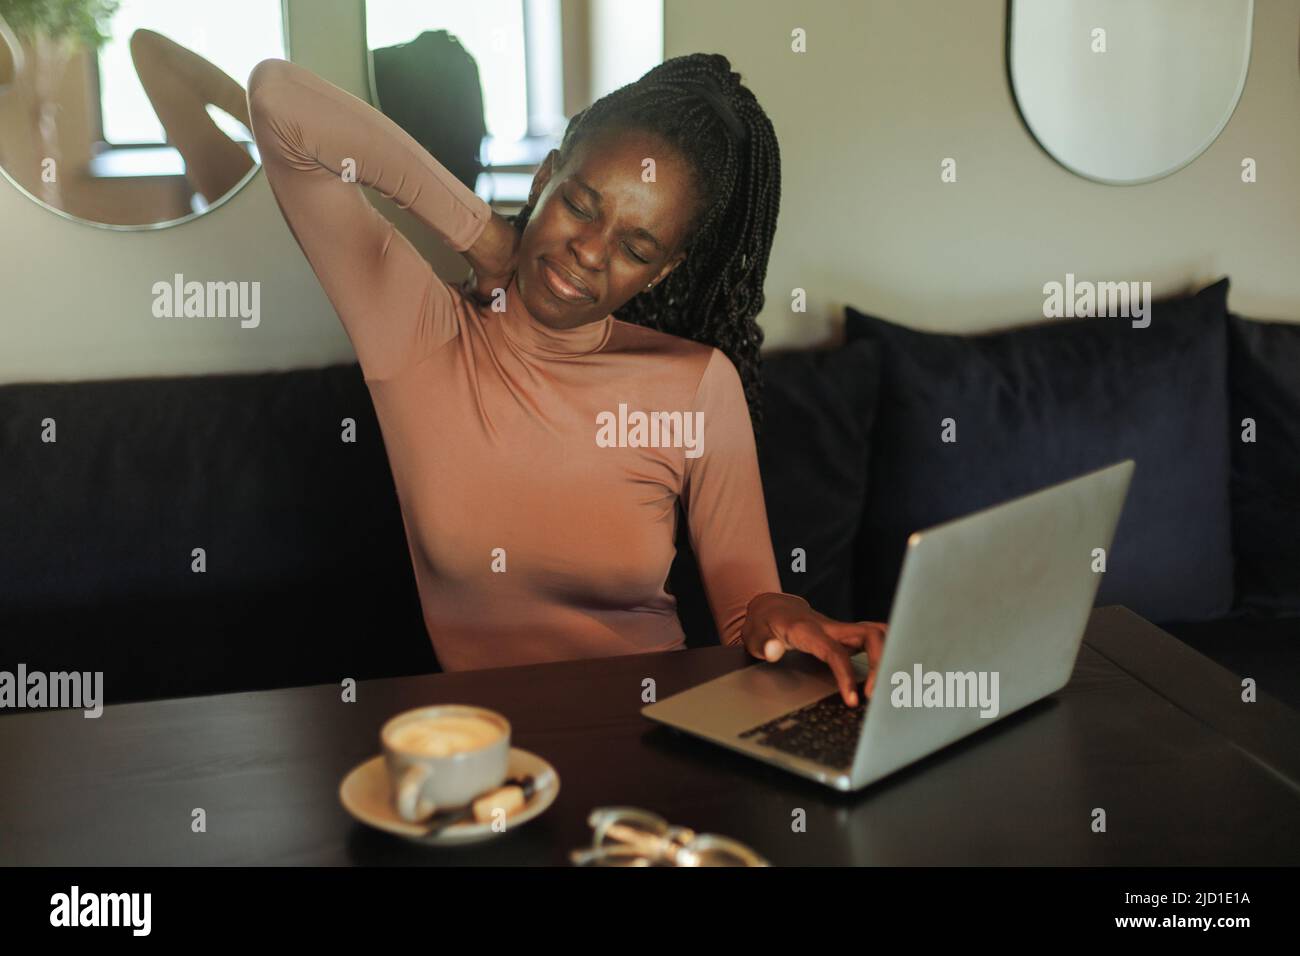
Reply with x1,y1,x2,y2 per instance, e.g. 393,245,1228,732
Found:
681,348,784,647
245,57,492,382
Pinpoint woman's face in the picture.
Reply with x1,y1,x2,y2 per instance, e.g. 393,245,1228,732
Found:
517,127,700,329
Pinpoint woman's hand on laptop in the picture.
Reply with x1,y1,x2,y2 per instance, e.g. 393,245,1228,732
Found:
741,593,888,708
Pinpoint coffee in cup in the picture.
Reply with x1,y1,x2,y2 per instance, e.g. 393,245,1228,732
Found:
381,705,511,823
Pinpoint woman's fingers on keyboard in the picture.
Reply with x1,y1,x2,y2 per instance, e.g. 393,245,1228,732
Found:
792,628,860,707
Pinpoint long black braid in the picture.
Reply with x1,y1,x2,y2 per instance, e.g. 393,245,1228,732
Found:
510,52,781,446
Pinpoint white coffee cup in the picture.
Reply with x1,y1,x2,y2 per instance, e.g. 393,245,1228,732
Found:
381,705,511,823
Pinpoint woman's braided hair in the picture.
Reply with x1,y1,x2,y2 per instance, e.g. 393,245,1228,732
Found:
511,52,781,443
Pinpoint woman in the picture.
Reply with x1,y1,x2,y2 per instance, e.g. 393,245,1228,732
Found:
245,53,887,707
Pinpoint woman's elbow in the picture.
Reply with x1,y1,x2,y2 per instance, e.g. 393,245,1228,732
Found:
245,58,296,148
128,28,162,61
246,57,292,108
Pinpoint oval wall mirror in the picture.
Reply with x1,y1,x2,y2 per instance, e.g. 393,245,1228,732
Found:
0,0,288,229
1008,0,1253,185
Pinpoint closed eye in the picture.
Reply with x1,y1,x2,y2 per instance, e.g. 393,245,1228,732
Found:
564,198,651,264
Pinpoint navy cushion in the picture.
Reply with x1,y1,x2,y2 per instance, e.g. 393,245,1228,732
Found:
669,339,883,643
1227,312,1300,616
846,278,1235,624
757,341,882,621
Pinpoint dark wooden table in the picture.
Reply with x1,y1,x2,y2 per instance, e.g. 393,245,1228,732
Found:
2,606,1297,865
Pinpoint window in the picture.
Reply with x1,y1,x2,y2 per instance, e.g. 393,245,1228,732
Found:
366,0,663,203
367,0,534,145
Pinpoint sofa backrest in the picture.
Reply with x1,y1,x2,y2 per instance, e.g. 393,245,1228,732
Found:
0,363,437,704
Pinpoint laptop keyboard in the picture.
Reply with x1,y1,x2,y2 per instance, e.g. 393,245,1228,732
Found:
737,691,867,771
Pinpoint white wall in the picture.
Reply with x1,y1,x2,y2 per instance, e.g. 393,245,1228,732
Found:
674,0,1300,346
2,0,1297,384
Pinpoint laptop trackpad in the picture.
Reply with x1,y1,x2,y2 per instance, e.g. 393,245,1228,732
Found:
648,651,870,738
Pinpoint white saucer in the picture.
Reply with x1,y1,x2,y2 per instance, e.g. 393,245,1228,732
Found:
339,747,560,846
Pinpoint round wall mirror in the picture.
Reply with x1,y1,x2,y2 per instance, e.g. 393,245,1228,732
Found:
0,0,288,229
1008,0,1253,185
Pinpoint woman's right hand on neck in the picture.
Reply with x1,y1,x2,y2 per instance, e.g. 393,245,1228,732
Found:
461,210,521,308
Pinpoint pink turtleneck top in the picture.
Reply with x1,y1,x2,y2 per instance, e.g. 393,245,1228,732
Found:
246,58,781,670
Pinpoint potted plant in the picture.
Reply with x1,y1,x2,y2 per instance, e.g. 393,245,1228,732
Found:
0,13,24,91
0,0,120,206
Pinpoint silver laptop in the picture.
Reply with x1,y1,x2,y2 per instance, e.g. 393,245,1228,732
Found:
643,459,1135,791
